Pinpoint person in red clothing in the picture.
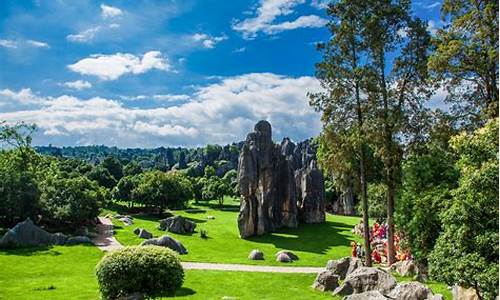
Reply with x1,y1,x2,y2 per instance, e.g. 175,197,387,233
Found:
372,249,382,264
351,241,358,257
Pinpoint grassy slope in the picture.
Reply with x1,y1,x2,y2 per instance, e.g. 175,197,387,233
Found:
109,198,363,267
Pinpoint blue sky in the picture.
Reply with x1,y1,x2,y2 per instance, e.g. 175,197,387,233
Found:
0,0,445,148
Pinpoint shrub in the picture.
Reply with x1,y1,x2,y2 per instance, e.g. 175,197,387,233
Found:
96,246,184,299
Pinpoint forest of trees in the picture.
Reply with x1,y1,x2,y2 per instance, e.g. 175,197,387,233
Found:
310,0,498,298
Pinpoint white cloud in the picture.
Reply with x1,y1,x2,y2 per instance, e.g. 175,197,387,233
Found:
100,4,123,19
0,73,322,147
121,94,190,102
62,80,92,90
0,39,17,48
191,33,228,49
427,20,439,36
66,26,102,43
68,51,171,80
233,47,246,53
310,0,329,9
424,2,440,9
0,39,50,49
26,40,50,48
232,0,327,39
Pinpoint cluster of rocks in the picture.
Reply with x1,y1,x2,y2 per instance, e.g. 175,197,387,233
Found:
311,257,444,300
247,249,299,263
238,121,325,238
114,215,134,226
133,228,153,239
0,218,91,248
140,235,187,254
158,216,196,234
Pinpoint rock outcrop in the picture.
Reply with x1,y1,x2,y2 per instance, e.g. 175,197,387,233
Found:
333,267,397,296
158,216,196,234
140,235,187,254
237,121,325,238
312,270,339,292
326,257,363,280
0,218,91,248
387,282,434,300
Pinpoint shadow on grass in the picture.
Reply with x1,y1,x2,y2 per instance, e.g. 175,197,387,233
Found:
245,220,354,255
175,287,196,297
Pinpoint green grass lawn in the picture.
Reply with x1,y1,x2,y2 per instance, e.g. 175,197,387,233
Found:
0,198,451,299
108,197,364,267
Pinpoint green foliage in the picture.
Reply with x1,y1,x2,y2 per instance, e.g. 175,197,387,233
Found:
112,175,139,207
123,161,143,176
222,169,239,197
101,156,123,181
429,119,499,299
428,0,498,123
0,148,40,224
356,183,387,223
202,176,229,206
204,165,216,178
133,171,192,211
87,167,117,189
0,121,36,150
95,246,184,299
39,175,104,225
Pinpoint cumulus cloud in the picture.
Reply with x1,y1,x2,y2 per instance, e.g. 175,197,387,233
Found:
191,33,228,49
68,51,171,80
121,94,190,102
0,73,322,147
232,0,327,39
310,0,329,9
62,80,92,90
100,4,123,19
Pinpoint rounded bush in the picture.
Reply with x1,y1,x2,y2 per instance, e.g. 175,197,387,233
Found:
96,246,184,299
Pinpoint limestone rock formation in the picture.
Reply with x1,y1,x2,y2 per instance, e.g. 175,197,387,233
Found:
387,282,434,300
333,267,397,296
134,228,153,239
237,121,325,238
237,121,298,238
331,182,356,215
295,160,325,223
342,290,390,300
326,257,363,280
0,218,57,248
140,235,187,254
158,216,196,234
311,270,339,292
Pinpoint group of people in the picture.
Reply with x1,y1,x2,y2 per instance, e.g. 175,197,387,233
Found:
350,219,411,265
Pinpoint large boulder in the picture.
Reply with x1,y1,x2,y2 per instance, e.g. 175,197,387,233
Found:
326,257,363,280
118,217,134,226
452,285,480,300
389,259,418,277
311,270,339,292
133,228,153,239
140,235,187,254
158,216,196,234
343,290,390,300
65,236,92,245
276,252,293,263
387,282,434,300
0,218,58,248
295,160,325,224
276,250,298,261
333,267,397,296
248,249,264,260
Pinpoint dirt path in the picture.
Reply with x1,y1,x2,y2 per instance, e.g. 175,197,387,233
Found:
92,218,322,273
181,262,323,273
91,217,124,252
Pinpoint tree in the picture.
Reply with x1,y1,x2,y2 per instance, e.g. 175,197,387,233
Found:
429,119,498,300
204,165,216,178
39,175,104,225
310,0,373,265
222,169,238,197
123,161,143,176
362,1,432,264
112,175,140,208
87,166,117,189
428,0,498,125
0,149,39,225
101,156,123,181
202,176,229,207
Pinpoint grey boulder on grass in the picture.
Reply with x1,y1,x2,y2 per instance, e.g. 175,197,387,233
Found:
248,249,264,260
158,216,196,234
140,235,188,254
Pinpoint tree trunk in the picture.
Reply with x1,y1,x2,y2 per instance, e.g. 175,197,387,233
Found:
359,148,372,266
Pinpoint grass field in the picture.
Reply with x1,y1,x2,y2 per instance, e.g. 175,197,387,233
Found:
0,198,452,299
108,197,364,267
